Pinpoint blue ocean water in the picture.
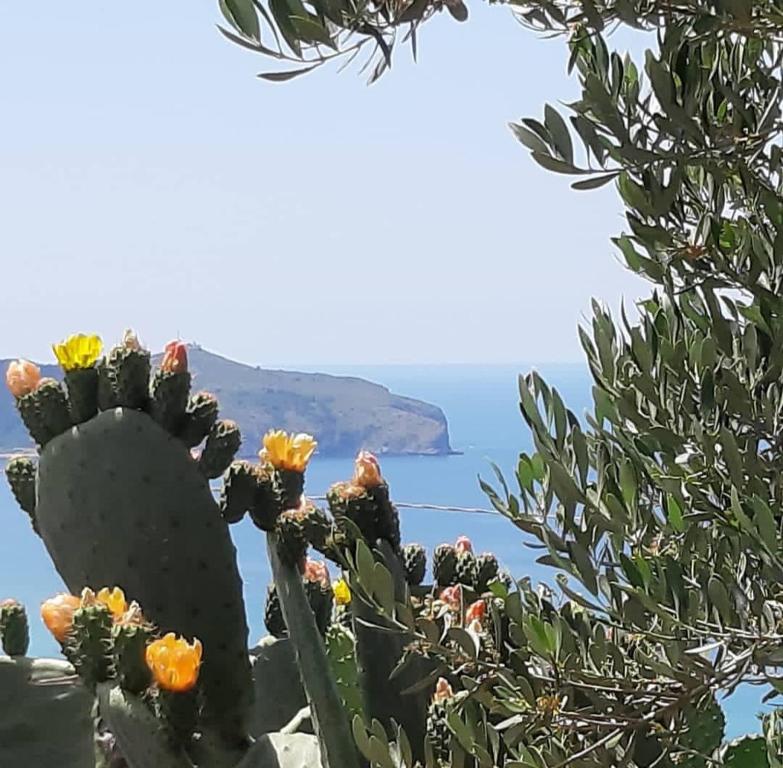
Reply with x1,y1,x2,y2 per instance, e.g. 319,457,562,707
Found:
0,363,767,737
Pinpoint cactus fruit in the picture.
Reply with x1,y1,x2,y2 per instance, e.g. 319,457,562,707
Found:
327,481,400,549
433,544,457,587
199,419,242,479
247,467,279,531
327,482,377,540
305,579,334,636
150,370,191,435
0,600,29,657
264,586,287,639
220,461,260,525
402,543,427,586
112,621,153,695
64,368,100,423
16,379,72,447
300,502,333,556
102,339,152,410
4,456,37,530
275,508,310,567
476,552,500,592
455,550,478,588
35,407,252,742
180,391,219,448
371,483,401,549
68,603,114,691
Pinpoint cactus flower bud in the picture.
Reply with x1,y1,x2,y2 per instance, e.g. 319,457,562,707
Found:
53,334,103,371
433,677,455,703
465,599,486,625
40,593,81,643
332,579,352,606
455,536,473,554
145,633,202,693
439,585,462,611
353,451,383,489
122,329,142,351
259,430,317,473
5,360,42,398
161,340,188,374
303,559,330,588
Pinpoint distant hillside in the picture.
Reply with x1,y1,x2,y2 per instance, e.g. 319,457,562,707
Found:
0,346,453,457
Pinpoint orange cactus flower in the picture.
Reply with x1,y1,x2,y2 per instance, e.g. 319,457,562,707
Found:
145,633,202,693
455,536,473,554
433,677,454,703
5,360,42,399
439,585,462,611
161,341,188,374
259,430,317,473
40,594,81,643
96,587,128,620
353,451,383,489
303,559,330,588
465,599,486,625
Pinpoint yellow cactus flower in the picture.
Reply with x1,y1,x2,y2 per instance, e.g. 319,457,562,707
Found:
145,633,202,693
96,587,128,620
332,579,352,606
53,334,103,371
259,430,317,473
5,359,42,398
40,593,81,643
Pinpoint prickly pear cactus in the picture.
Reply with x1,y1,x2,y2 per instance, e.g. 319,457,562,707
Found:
0,656,94,768
35,407,252,740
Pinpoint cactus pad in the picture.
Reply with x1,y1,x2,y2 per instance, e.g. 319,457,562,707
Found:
35,407,252,740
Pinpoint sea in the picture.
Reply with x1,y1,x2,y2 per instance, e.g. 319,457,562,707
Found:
0,363,767,738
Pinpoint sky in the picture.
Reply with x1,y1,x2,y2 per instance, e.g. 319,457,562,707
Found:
0,1,645,366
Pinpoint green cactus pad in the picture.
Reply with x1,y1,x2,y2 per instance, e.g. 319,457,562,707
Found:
0,602,29,657
35,407,252,741
97,683,193,768
16,379,72,447
180,391,219,448
305,579,333,636
248,637,307,736
5,456,37,530
65,368,99,423
0,657,94,768
150,370,190,435
199,419,241,479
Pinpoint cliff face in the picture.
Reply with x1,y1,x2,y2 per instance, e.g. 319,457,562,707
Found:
0,347,453,457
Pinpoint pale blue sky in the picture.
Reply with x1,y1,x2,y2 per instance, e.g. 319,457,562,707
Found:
0,1,644,366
